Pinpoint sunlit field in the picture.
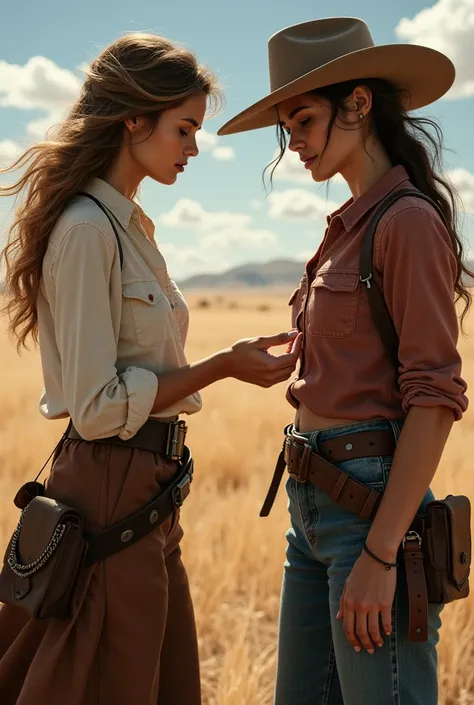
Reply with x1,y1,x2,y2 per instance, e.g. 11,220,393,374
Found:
0,290,473,704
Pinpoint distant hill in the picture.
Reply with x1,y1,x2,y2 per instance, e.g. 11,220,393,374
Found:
178,258,474,290
178,259,305,290
1,258,473,293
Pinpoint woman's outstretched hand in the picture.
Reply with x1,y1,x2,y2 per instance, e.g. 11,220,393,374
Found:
224,330,303,388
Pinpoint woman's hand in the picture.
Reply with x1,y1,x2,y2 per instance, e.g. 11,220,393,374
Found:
336,549,397,654
224,330,303,388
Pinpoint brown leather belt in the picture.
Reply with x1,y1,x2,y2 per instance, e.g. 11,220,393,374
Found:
85,445,194,565
67,418,187,460
261,425,429,642
260,425,396,520
65,418,192,564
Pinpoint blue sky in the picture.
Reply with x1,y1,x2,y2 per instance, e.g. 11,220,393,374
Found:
1,0,474,279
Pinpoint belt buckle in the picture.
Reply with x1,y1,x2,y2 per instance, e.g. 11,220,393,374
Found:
285,435,311,483
172,473,192,508
403,530,422,549
166,420,187,460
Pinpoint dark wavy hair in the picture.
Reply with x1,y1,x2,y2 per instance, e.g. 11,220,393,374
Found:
265,78,473,329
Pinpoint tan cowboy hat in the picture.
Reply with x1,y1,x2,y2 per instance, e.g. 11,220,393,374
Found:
217,17,455,136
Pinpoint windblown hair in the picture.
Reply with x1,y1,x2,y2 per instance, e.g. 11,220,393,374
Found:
1,33,221,350
266,78,473,329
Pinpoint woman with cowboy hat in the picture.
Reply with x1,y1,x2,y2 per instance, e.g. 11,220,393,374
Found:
219,17,470,705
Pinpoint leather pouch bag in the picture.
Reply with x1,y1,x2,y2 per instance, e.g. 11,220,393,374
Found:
423,494,471,604
0,495,87,619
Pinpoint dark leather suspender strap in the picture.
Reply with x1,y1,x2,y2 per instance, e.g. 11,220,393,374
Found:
359,188,447,369
77,191,124,270
357,187,448,642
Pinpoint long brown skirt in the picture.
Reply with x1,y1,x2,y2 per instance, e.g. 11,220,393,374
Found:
0,437,201,705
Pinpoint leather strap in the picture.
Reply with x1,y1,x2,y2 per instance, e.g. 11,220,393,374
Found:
260,427,395,518
260,443,287,517
67,418,187,460
358,189,449,643
85,446,193,565
403,532,429,642
359,188,448,369
77,192,124,270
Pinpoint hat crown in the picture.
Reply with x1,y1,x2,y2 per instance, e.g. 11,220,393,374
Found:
268,17,375,92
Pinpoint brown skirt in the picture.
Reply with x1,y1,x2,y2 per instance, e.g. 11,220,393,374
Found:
0,438,201,705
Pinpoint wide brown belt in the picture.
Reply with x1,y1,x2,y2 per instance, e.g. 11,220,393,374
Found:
260,425,396,520
85,445,194,565
261,425,429,642
67,418,187,460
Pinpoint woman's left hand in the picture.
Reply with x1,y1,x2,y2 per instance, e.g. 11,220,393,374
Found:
336,550,397,654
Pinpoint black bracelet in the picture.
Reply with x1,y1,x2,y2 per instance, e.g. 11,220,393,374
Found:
363,542,398,571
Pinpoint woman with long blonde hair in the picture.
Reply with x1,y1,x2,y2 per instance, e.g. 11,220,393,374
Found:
0,33,301,705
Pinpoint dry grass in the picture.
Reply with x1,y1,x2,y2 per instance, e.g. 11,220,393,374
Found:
0,290,473,704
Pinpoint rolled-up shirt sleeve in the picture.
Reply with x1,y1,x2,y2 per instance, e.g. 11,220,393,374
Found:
377,203,468,420
51,223,158,440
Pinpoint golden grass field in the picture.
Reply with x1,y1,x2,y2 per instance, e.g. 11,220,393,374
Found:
0,290,474,704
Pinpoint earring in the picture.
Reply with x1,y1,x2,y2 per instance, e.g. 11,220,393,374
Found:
358,113,364,120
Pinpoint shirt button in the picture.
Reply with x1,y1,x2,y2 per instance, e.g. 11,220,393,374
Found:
148,294,154,302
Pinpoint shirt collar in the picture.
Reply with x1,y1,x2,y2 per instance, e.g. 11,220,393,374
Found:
83,177,138,230
328,165,411,231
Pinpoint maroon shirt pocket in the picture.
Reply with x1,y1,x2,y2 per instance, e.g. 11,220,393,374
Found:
307,270,360,338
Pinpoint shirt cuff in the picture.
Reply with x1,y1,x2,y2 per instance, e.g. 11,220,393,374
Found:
118,367,158,440
402,390,468,421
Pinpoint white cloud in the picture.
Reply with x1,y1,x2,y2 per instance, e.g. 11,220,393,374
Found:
267,189,339,221
201,227,276,248
0,56,81,112
396,0,474,99
196,130,236,161
160,199,251,231
212,146,235,161
160,199,278,251
159,242,230,279
0,56,81,140
250,199,263,210
0,140,22,168
448,167,474,211
196,128,218,151
27,114,61,140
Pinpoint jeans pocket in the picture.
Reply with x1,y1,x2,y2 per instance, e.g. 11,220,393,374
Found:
337,455,388,491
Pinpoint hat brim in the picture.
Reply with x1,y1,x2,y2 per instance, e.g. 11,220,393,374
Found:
217,44,455,136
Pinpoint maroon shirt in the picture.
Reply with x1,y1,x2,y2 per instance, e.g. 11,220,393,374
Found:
287,165,468,421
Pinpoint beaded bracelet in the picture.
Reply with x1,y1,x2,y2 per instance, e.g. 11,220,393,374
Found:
363,542,398,571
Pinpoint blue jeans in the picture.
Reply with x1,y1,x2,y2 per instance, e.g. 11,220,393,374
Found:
274,419,443,705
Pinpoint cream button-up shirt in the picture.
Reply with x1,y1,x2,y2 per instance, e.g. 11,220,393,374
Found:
37,178,202,441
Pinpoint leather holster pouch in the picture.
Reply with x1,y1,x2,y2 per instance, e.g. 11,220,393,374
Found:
423,494,471,603
0,495,87,619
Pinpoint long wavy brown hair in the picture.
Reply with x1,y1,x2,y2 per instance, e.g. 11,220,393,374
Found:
1,33,221,350
265,78,473,329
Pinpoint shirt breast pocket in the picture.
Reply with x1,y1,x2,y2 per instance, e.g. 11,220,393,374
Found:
122,280,172,347
307,270,360,338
